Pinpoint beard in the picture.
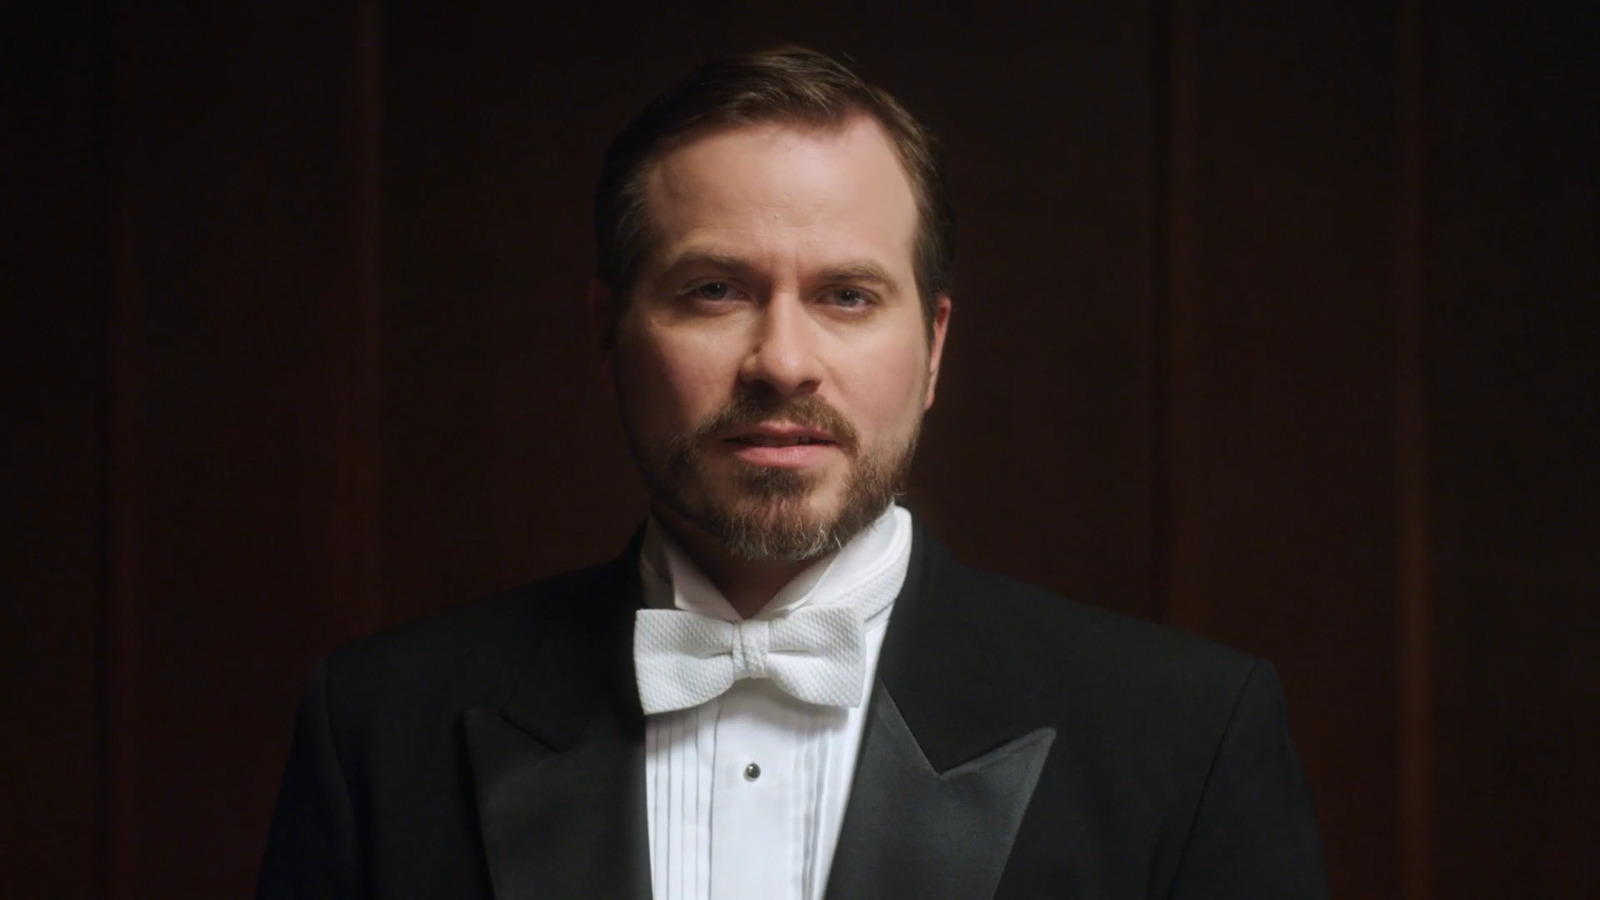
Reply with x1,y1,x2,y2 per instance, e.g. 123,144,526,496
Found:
623,390,920,561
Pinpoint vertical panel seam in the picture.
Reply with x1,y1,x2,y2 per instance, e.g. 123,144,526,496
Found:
91,0,119,894
1153,0,1194,627
341,0,385,633
1394,0,1434,897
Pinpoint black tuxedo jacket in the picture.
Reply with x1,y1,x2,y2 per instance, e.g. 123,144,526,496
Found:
259,519,1327,898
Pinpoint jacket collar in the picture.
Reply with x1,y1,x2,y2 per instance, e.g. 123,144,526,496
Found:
463,534,652,900
825,513,1055,898
463,516,1052,899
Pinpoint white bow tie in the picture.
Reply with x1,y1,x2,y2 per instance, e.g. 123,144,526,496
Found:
634,606,868,715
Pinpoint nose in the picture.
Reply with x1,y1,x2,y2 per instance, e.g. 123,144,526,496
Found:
739,295,823,397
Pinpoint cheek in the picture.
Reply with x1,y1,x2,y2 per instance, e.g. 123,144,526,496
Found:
842,341,930,438
619,328,735,428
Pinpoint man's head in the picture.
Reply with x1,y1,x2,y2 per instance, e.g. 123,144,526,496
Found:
593,48,953,562
594,47,954,331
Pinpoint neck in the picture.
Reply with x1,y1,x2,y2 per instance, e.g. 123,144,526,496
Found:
652,507,815,619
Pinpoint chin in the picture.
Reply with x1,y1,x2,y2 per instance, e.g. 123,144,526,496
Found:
693,484,850,562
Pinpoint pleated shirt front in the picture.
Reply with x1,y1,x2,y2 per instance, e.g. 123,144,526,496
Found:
638,505,912,900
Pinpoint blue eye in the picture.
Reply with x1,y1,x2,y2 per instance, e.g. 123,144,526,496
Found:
830,288,870,308
693,282,732,301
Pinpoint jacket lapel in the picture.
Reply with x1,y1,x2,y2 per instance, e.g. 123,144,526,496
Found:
824,683,1055,899
826,517,1056,899
458,518,1054,899
462,549,653,900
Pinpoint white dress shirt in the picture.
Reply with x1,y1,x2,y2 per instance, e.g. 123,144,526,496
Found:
639,504,913,900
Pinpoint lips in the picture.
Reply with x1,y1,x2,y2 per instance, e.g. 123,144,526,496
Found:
691,394,859,464
720,425,839,468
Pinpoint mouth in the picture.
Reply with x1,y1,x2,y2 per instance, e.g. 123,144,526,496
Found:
719,426,840,467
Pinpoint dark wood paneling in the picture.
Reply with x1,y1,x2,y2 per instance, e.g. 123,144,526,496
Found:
1,3,110,896
1163,3,1402,896
105,2,380,895
1427,2,1600,895
377,1,644,626
900,3,1160,620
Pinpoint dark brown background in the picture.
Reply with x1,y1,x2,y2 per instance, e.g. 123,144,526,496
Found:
6,0,1597,896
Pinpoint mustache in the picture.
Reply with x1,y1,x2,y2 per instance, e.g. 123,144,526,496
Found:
691,391,861,454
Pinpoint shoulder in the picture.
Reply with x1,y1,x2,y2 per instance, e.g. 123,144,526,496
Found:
958,559,1256,691
907,532,1259,694
889,528,1274,765
312,556,631,721
895,527,1327,894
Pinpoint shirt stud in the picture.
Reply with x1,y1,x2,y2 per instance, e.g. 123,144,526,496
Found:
744,762,761,781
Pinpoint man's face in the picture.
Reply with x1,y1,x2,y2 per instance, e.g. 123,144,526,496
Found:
602,116,950,560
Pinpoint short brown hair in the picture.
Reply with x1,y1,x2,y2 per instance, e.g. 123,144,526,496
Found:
593,47,954,329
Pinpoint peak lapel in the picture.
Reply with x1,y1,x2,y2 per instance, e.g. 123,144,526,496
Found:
824,684,1054,899
463,708,650,900
462,548,653,900
826,518,1056,898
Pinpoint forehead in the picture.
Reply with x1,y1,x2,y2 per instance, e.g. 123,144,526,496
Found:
638,117,920,275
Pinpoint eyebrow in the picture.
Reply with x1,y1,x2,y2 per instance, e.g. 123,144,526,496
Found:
658,251,757,281
657,251,901,291
816,261,898,289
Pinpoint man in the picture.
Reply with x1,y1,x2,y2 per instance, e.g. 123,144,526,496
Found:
259,48,1328,898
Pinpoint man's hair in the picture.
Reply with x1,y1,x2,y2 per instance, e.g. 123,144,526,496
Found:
594,47,954,329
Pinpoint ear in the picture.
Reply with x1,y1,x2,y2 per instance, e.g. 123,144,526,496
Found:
589,278,618,382
923,294,952,410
